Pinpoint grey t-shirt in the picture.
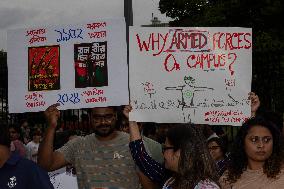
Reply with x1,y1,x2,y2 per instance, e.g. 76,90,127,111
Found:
142,136,163,164
57,131,140,189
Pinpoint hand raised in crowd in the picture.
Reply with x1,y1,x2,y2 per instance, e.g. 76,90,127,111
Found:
44,103,60,128
122,105,132,120
123,105,142,141
248,92,260,117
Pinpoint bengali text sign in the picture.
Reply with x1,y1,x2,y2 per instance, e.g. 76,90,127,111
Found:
8,18,128,113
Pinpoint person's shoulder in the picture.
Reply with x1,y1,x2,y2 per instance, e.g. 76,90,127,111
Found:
142,136,162,153
25,142,31,147
142,136,161,145
112,131,130,141
114,131,130,143
18,156,35,164
59,135,85,149
21,158,54,188
17,157,40,170
82,133,95,140
117,131,129,137
26,141,34,147
21,158,50,177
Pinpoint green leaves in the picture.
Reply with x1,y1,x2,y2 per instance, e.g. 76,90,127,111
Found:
158,0,284,111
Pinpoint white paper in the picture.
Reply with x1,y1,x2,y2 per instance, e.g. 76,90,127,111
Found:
49,167,78,189
129,27,252,126
8,18,128,113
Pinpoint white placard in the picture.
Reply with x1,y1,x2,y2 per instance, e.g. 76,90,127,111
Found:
129,27,252,126
8,18,128,113
49,167,78,189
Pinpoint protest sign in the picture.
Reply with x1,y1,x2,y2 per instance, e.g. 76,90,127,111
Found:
49,167,78,189
8,18,128,113
129,27,252,126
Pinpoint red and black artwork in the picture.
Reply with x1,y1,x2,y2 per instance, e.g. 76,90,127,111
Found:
74,42,108,88
28,45,60,91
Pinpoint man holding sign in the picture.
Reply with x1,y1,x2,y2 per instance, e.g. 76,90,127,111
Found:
38,104,140,189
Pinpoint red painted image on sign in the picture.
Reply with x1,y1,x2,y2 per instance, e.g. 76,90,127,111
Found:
28,45,60,91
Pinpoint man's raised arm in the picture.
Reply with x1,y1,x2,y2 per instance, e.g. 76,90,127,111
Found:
38,103,68,171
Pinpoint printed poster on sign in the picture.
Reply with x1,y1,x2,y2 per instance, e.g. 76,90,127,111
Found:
8,18,128,113
129,27,252,126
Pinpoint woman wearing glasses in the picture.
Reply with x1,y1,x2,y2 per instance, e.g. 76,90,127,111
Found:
220,116,284,189
207,137,229,176
124,106,220,189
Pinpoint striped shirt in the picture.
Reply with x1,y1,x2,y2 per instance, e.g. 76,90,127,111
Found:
57,132,140,189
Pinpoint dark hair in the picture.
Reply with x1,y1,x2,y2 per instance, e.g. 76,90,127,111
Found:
207,137,227,155
166,124,219,189
9,124,24,141
202,124,215,139
9,124,21,134
0,122,11,148
87,106,119,114
19,118,28,126
81,113,89,121
31,129,42,137
256,108,283,131
142,123,157,137
226,116,284,183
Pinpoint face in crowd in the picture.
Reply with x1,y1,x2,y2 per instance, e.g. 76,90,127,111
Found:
163,137,180,172
21,121,29,128
225,116,284,183
33,132,42,143
9,127,20,141
207,137,225,162
244,124,273,164
162,124,217,182
91,107,117,137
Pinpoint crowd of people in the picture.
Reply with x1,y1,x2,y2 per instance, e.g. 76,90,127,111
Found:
0,92,284,189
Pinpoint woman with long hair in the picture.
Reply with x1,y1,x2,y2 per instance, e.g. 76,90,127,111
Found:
220,116,284,188
124,106,220,189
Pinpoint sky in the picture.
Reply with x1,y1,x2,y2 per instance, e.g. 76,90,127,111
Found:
133,0,172,25
0,0,171,50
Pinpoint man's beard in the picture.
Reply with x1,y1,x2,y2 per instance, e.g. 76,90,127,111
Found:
94,124,115,137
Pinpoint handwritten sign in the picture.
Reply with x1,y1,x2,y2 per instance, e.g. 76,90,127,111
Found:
7,18,128,113
129,27,252,126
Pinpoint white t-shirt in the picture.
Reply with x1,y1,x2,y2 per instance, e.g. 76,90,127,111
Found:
26,141,39,163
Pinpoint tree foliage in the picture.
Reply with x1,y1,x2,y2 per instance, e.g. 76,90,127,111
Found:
159,0,284,113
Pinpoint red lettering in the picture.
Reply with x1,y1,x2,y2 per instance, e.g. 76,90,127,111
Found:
168,30,209,51
244,33,252,49
153,33,169,56
228,53,237,76
187,55,200,69
85,97,107,103
26,101,45,108
164,54,180,72
136,33,151,51
213,32,252,50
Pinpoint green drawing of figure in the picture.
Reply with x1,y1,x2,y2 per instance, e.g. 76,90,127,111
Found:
165,75,214,109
